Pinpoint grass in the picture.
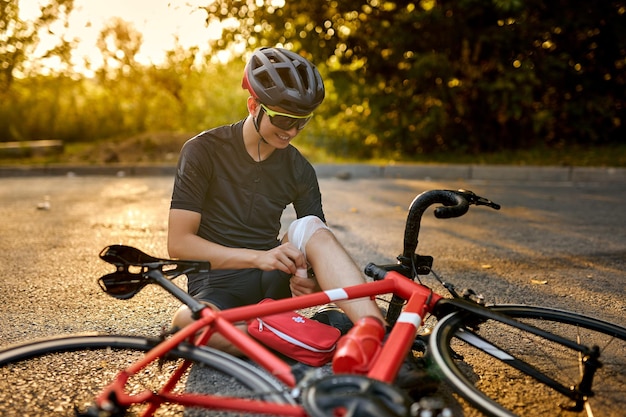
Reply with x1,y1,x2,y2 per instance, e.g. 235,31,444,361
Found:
298,142,626,167
1,133,625,167
425,144,626,167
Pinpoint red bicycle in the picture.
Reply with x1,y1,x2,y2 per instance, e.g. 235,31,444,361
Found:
1,189,624,417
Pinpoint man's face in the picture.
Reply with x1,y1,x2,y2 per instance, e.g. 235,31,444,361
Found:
256,103,313,149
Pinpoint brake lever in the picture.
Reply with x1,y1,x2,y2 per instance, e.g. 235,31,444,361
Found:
474,196,500,210
456,189,501,210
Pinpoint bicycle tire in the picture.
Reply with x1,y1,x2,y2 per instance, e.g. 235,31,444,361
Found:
0,333,293,417
429,305,626,417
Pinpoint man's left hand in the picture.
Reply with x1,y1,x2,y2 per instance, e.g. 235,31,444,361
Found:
289,274,320,297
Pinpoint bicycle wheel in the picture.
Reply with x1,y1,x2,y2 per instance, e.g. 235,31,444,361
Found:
0,333,293,417
429,305,626,417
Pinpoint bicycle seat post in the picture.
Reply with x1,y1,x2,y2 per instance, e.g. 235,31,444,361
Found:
147,269,207,318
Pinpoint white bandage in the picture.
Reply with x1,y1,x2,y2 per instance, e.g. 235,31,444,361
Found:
287,215,330,259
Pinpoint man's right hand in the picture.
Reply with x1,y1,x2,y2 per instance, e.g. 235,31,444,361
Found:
254,242,306,275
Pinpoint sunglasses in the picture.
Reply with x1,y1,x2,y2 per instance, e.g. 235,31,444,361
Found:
259,103,313,131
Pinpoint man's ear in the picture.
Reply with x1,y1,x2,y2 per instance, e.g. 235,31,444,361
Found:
247,97,260,116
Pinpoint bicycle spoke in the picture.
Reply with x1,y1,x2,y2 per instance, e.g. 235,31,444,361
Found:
0,347,187,416
430,306,626,417
0,335,293,417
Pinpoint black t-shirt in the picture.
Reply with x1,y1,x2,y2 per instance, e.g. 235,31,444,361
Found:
170,120,325,251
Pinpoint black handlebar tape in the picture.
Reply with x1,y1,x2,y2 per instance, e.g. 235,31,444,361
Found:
403,190,469,258
434,201,470,218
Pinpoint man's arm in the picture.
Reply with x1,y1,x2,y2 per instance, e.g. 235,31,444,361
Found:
167,208,306,274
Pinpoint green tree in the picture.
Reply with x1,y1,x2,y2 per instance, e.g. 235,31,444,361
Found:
201,0,626,158
3,0,624,158
0,0,75,142
0,0,75,91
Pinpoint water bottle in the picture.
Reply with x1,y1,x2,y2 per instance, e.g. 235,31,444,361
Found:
332,316,385,374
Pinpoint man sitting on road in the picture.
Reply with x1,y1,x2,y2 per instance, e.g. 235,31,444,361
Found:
167,47,385,355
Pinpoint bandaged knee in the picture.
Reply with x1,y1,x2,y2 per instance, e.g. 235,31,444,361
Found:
288,215,331,259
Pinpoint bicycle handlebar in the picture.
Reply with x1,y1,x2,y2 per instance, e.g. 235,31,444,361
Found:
366,189,499,326
402,189,500,259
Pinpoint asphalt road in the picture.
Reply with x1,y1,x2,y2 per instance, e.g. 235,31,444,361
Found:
1,174,625,415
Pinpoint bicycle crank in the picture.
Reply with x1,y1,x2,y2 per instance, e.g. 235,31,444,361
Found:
302,374,412,417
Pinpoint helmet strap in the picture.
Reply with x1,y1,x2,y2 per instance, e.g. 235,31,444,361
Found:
252,109,268,161
253,107,268,142
253,109,263,133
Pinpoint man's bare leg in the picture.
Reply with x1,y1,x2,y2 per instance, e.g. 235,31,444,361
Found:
172,304,245,356
304,228,386,324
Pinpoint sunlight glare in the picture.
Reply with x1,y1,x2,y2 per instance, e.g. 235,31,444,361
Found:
18,0,225,75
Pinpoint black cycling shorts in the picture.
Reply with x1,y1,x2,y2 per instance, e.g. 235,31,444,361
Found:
186,268,292,310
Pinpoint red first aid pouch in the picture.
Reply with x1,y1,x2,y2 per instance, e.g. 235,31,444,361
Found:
247,299,342,367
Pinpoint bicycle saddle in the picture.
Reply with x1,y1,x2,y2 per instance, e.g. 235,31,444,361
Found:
98,245,210,300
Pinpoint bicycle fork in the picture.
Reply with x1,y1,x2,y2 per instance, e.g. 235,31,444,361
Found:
451,300,604,412
565,345,601,412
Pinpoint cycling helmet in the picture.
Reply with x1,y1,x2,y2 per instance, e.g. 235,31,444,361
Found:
242,47,325,115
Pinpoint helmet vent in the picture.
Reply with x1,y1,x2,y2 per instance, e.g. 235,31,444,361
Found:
257,71,276,89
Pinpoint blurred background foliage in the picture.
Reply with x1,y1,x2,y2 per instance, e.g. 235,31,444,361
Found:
1,0,625,163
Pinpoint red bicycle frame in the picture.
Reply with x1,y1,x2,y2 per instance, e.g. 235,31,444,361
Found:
94,270,442,416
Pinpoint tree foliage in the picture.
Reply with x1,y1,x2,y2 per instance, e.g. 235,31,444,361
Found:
1,0,625,161
204,0,626,157
0,2,247,145
0,0,75,89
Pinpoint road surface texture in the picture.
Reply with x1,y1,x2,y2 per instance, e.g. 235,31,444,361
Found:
1,174,625,416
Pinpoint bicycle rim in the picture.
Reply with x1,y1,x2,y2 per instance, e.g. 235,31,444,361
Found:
0,333,293,417
429,305,626,417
